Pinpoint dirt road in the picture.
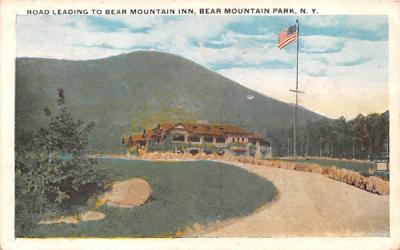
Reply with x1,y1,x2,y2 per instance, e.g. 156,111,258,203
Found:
189,161,389,237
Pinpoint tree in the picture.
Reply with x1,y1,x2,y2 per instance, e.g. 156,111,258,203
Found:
16,89,110,221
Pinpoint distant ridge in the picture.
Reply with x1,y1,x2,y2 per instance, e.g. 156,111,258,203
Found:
16,51,325,152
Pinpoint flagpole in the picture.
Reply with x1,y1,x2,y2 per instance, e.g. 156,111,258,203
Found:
294,19,299,159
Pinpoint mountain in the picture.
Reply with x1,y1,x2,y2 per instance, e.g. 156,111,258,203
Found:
16,51,325,153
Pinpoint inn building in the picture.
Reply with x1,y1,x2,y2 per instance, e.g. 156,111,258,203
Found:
122,122,272,158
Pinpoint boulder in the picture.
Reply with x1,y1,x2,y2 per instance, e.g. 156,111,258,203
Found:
39,210,105,224
332,167,342,181
102,178,152,208
349,172,360,186
366,176,390,195
294,163,312,172
355,175,366,190
286,162,296,170
309,164,323,174
80,211,106,222
340,169,349,183
322,167,334,178
374,177,390,195
366,176,376,193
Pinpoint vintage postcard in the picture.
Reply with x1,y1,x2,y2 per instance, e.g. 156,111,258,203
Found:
1,0,399,249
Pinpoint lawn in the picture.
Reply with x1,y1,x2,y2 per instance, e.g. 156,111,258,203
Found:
21,159,277,238
279,158,374,176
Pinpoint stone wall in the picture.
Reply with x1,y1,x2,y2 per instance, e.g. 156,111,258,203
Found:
237,158,389,195
96,153,389,195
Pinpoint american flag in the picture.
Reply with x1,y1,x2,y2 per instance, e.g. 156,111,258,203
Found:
277,24,297,49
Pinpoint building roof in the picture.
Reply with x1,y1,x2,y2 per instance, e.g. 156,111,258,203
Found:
130,134,147,142
159,123,176,133
123,122,266,144
164,122,252,136
248,132,264,139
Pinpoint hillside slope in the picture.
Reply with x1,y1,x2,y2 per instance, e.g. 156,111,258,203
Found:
16,51,324,152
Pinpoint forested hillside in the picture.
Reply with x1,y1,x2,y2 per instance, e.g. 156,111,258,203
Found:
16,51,323,152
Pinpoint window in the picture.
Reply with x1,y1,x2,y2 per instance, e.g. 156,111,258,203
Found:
203,136,213,143
232,138,235,142
188,135,200,143
216,137,225,143
242,137,245,142
172,134,185,142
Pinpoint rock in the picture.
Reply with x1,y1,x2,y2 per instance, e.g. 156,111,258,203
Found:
102,178,152,208
333,167,342,181
340,169,348,183
309,164,323,174
366,176,376,193
39,210,105,224
284,162,296,170
321,167,330,176
344,171,354,185
294,164,311,172
39,215,77,224
355,175,366,190
349,172,360,186
366,176,390,195
374,177,390,195
80,211,106,222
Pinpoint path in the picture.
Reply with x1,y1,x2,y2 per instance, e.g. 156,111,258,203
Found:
188,161,389,237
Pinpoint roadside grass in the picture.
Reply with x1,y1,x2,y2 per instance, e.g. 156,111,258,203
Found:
21,159,276,237
278,158,374,176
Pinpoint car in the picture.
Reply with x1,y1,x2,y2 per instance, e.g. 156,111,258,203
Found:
188,147,200,155
217,148,225,156
173,147,184,154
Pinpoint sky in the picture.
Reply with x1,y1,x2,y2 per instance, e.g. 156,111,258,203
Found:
16,15,388,119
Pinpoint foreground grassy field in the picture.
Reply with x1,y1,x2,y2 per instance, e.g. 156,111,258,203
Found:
279,158,374,176
21,159,276,238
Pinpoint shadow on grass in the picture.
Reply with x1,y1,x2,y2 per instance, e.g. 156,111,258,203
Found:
19,159,277,238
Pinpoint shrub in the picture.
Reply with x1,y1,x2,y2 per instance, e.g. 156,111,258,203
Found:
129,146,140,156
375,171,390,181
15,89,110,234
226,142,247,150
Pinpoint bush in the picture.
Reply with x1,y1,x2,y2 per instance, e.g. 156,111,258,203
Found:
15,89,110,234
129,146,140,156
375,171,390,181
226,142,247,150
146,135,176,152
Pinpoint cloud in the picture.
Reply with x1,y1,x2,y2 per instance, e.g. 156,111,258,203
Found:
218,67,388,119
301,16,339,28
100,15,165,30
302,15,387,32
343,16,387,32
184,41,295,70
298,38,387,80
300,16,388,41
301,35,345,53
17,15,242,60
16,15,388,118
